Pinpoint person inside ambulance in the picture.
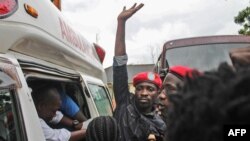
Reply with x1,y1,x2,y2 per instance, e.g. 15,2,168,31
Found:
32,85,86,141
56,84,87,123
35,83,88,128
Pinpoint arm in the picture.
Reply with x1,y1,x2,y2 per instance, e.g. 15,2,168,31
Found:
69,129,86,141
50,111,83,130
60,115,88,131
41,118,85,141
113,3,144,105
73,111,87,122
60,92,87,122
115,3,144,56
59,115,74,127
59,115,84,130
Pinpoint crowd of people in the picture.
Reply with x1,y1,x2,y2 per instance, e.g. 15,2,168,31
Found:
32,3,250,141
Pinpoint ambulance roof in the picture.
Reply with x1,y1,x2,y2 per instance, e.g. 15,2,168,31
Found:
0,0,104,78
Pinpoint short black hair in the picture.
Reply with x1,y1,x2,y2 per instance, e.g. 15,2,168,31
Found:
32,85,60,106
167,63,250,141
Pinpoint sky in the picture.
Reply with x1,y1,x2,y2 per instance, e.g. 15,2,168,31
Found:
61,0,249,68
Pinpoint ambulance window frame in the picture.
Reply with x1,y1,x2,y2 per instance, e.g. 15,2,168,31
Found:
25,72,92,119
0,86,26,141
86,82,113,116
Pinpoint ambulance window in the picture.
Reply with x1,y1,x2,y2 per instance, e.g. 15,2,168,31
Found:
87,84,112,116
0,89,21,141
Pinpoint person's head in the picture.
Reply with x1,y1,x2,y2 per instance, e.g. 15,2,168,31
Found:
32,86,61,122
133,72,162,113
86,116,119,141
166,63,250,141
157,66,196,116
163,66,194,95
155,89,170,122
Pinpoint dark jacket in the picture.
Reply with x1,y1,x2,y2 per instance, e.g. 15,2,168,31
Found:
113,64,166,141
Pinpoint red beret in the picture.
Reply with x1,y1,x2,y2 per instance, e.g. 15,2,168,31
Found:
133,72,162,88
169,66,195,79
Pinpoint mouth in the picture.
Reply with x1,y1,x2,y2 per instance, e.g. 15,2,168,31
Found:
139,99,149,103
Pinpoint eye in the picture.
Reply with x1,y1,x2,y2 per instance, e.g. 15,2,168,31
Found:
148,87,156,92
135,86,142,91
165,85,176,92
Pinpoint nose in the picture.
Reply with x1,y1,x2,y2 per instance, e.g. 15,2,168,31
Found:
159,93,166,99
140,88,149,96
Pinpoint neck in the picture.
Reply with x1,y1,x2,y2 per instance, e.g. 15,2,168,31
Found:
135,103,152,114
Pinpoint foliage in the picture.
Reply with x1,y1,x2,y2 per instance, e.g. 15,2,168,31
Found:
234,6,250,35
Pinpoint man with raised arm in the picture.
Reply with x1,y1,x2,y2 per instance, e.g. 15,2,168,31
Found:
113,3,166,141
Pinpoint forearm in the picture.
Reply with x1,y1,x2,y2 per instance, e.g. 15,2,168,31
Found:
113,3,144,105
113,65,130,104
114,18,129,104
115,20,126,56
73,111,87,122
60,116,74,128
69,129,86,141
60,115,85,130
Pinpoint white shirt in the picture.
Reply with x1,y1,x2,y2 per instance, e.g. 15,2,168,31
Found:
50,111,64,124
40,111,71,141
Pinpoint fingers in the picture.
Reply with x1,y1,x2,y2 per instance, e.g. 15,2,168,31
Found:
130,3,137,9
118,3,144,21
129,3,144,12
136,3,144,11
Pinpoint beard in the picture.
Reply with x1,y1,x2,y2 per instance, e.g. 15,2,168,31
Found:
135,98,153,112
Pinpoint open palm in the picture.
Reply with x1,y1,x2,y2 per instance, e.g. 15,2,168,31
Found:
118,3,144,21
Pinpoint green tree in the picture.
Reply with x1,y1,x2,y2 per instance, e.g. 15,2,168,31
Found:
235,6,250,35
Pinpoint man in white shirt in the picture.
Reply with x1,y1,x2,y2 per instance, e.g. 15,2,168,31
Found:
32,86,86,141
40,111,71,141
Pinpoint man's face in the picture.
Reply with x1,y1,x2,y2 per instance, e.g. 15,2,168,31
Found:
164,73,184,95
157,89,170,115
134,82,158,111
38,95,61,122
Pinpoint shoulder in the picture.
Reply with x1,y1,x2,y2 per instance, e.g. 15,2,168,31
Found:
154,114,167,131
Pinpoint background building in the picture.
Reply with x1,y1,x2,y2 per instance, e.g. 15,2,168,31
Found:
105,64,155,94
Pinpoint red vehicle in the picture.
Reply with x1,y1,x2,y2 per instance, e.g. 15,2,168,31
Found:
155,35,250,78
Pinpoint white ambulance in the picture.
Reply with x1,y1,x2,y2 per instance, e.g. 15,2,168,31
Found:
0,0,113,140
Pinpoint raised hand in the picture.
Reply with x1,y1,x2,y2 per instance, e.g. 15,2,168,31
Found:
115,3,144,56
117,3,144,22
